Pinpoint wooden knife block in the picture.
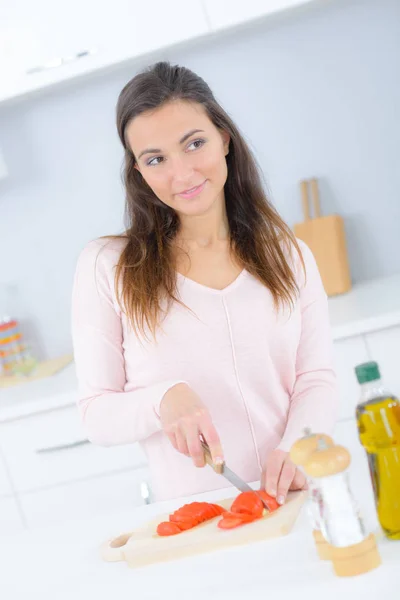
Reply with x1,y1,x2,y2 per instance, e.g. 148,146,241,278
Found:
293,179,352,297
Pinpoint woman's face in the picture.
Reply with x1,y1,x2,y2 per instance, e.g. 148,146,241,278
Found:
126,100,230,218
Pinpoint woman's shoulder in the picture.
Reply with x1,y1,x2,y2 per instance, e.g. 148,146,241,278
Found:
283,237,320,288
75,236,129,277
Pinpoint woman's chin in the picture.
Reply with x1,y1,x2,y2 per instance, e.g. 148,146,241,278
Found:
173,193,222,218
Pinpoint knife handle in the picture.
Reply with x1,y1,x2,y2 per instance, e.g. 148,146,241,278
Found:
200,440,224,474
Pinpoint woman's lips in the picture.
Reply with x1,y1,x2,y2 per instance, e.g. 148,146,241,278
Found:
177,180,206,199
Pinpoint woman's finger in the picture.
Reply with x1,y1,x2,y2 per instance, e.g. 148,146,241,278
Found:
290,468,307,491
166,431,179,452
174,428,189,456
276,459,296,504
199,418,224,465
185,423,206,468
264,450,286,498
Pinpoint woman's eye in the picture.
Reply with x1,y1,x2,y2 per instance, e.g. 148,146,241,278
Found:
187,139,205,151
147,156,164,167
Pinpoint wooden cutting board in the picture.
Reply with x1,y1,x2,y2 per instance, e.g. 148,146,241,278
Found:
0,354,73,388
293,178,352,297
100,491,306,569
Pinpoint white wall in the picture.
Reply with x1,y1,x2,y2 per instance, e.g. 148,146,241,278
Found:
0,0,399,358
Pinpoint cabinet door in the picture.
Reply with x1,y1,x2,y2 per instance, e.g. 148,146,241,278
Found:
365,326,400,394
0,405,148,493
203,0,314,31
0,0,209,104
20,467,151,529
332,336,369,421
0,497,25,535
333,419,379,533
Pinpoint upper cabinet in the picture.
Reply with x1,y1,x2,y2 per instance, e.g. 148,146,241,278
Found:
0,0,322,105
203,0,315,31
0,0,209,104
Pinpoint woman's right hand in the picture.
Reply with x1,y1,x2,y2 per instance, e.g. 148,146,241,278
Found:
159,383,224,468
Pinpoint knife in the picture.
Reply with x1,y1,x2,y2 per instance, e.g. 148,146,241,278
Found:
200,439,270,511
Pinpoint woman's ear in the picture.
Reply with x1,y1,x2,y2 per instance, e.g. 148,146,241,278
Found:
220,130,230,156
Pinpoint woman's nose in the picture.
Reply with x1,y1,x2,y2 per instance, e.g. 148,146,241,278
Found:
169,155,195,184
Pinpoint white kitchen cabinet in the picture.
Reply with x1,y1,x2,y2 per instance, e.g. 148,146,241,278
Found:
203,0,315,31
332,335,369,421
0,0,209,104
20,467,151,529
0,497,25,535
0,405,148,493
364,326,400,395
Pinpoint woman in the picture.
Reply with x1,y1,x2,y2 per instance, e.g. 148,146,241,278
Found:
71,61,337,504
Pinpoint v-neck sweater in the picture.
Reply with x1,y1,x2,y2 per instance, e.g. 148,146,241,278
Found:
71,237,337,501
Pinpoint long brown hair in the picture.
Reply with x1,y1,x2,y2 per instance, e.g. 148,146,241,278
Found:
114,61,303,338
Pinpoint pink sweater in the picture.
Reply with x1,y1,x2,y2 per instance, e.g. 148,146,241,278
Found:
71,237,337,501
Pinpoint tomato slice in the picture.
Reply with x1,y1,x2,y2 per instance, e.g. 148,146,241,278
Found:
156,521,182,536
218,514,258,529
230,491,280,518
258,491,280,512
157,501,225,536
221,511,258,523
231,491,264,517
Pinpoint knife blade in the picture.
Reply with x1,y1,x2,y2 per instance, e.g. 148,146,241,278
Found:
200,439,270,511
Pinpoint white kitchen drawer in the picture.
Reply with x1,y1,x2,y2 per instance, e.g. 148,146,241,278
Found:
333,419,378,533
332,335,369,421
20,467,151,529
0,497,25,535
0,447,13,498
0,405,147,493
365,326,400,394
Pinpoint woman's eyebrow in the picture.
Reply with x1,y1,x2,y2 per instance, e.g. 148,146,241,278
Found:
137,129,205,160
179,128,204,144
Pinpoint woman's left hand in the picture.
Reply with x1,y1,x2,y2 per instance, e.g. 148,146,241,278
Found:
261,449,307,505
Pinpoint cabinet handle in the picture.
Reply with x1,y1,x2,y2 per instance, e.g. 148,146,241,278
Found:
35,439,90,454
140,481,152,505
26,48,97,75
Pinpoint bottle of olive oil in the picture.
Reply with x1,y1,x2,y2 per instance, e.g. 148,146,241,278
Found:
355,361,400,540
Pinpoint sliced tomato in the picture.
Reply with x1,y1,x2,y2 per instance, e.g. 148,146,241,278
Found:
221,511,258,523
230,491,280,518
231,491,264,517
218,514,258,529
258,491,280,512
158,501,225,536
156,521,182,536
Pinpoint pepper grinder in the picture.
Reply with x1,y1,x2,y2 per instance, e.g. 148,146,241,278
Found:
290,428,333,560
303,439,381,577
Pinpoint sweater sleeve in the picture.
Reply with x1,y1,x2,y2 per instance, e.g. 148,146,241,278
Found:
276,241,339,452
71,239,185,446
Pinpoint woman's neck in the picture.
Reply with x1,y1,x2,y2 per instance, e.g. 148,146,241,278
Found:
177,198,229,249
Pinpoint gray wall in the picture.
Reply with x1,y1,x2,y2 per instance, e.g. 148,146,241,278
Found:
0,0,399,358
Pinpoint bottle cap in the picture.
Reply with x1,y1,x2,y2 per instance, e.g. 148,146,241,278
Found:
304,441,351,478
355,361,380,384
290,428,334,467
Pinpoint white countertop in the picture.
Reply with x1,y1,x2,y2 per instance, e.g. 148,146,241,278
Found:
0,273,399,421
328,272,400,340
0,482,398,600
0,362,78,422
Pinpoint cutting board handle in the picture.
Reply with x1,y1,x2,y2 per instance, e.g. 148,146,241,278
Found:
310,178,321,218
300,180,310,221
299,178,322,221
100,531,136,562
